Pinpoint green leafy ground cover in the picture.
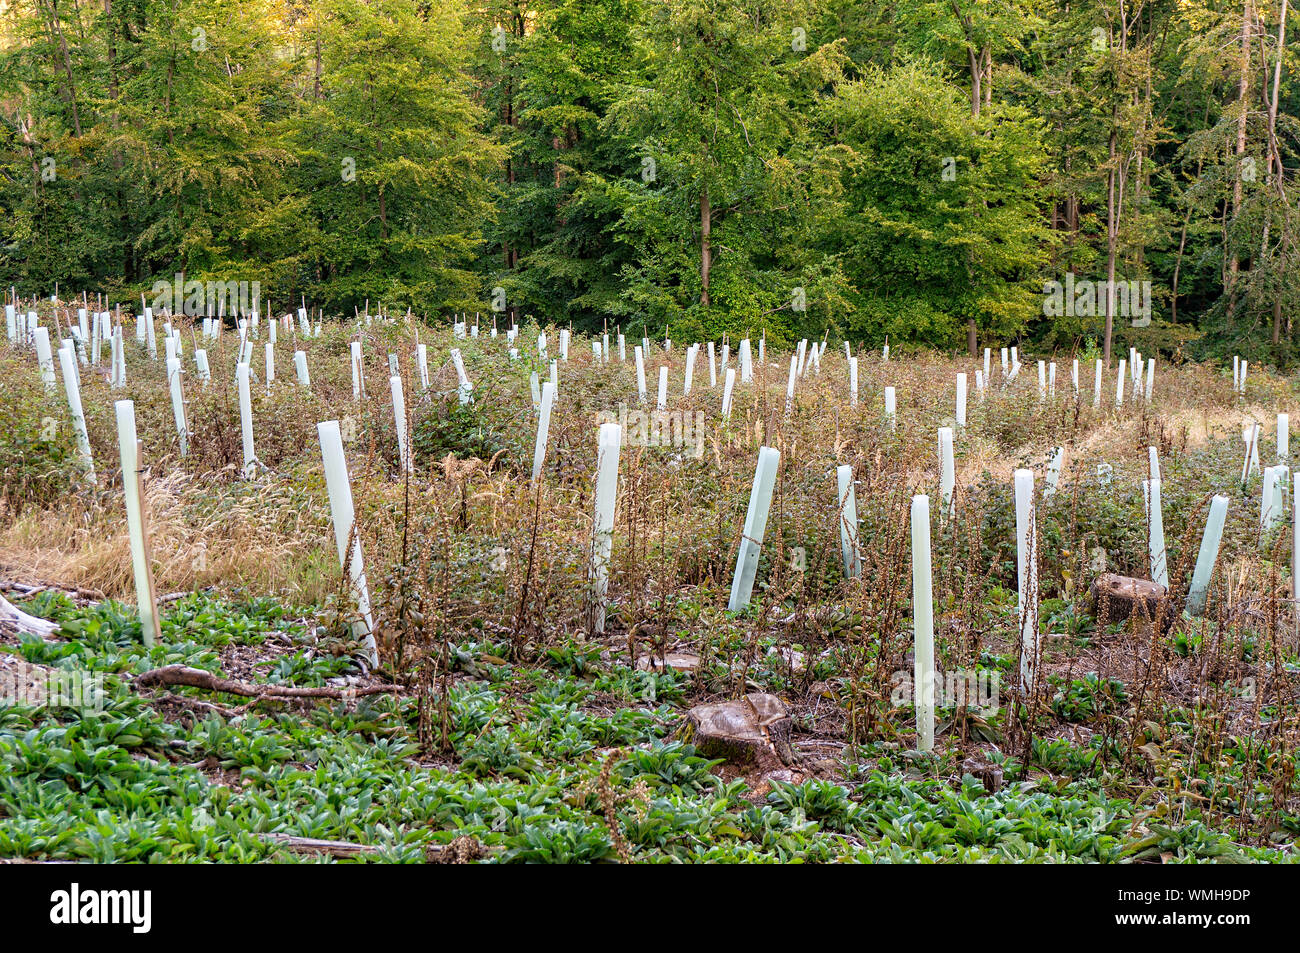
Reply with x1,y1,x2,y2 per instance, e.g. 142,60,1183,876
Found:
2,592,1294,864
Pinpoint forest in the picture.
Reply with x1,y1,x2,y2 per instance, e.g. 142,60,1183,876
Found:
2,0,1300,888
2,0,1298,364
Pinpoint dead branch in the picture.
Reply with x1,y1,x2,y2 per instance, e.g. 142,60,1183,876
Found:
135,664,400,701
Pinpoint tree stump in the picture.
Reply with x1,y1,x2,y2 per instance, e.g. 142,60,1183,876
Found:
1090,573,1169,627
635,652,700,674
684,693,794,766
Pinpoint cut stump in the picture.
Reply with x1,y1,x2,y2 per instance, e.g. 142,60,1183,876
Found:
1090,574,1169,627
684,693,794,767
636,652,700,674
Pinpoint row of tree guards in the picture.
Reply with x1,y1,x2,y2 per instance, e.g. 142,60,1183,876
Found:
7,300,1284,747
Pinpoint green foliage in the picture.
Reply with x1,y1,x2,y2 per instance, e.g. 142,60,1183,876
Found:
5,0,1299,356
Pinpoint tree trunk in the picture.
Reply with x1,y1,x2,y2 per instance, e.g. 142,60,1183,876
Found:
700,186,711,307
1104,127,1117,367
1267,0,1288,346
1225,0,1253,327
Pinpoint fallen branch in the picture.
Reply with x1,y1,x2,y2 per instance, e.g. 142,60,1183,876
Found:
135,665,400,701
0,593,59,639
262,833,498,862
1,576,105,602
262,834,379,859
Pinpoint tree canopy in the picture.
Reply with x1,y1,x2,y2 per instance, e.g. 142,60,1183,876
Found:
3,0,1299,361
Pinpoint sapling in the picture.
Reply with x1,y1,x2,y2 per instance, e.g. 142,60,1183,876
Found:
721,368,736,418
532,381,556,480
1242,423,1261,483
635,346,647,403
111,325,126,387
114,400,160,647
1261,467,1286,532
938,427,955,518
33,326,56,390
391,375,412,473
167,357,188,457
657,365,668,409
316,420,378,667
1014,468,1039,691
58,345,95,482
885,386,897,430
956,373,967,427
237,362,256,479
1045,446,1064,495
1145,478,1169,588
837,465,861,579
589,422,622,634
911,494,935,752
450,348,472,404
295,350,310,389
728,446,780,611
1186,496,1230,617
850,357,859,407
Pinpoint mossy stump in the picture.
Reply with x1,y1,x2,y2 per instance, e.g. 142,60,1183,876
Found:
684,693,794,767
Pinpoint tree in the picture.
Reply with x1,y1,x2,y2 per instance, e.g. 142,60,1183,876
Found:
823,59,1050,351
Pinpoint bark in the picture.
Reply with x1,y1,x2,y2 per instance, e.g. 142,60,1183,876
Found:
700,185,712,307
